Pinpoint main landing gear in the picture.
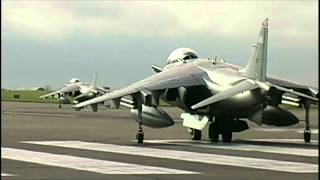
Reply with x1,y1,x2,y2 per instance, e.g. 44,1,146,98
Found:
208,118,233,143
189,118,234,143
303,100,311,143
189,128,201,140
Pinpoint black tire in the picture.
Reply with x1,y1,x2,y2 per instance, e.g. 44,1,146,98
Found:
209,122,219,142
191,129,202,140
58,104,62,109
304,130,311,143
136,131,144,144
208,122,213,139
222,132,232,143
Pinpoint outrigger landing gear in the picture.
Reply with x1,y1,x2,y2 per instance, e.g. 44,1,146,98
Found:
136,123,144,144
58,94,62,109
136,107,144,144
303,100,311,143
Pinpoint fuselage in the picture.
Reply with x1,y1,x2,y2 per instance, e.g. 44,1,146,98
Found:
161,59,263,118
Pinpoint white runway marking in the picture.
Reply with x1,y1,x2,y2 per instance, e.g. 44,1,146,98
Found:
2,147,198,175
23,141,318,173
1,173,16,176
297,130,319,134
255,128,319,134
2,111,75,117
143,139,318,157
247,139,318,145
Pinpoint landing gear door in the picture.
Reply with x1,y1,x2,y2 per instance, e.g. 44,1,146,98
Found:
181,113,209,130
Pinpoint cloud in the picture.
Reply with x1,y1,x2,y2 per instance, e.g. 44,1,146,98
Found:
3,1,318,45
3,2,76,40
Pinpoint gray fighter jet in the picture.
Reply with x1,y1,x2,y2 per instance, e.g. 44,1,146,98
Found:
74,18,318,143
40,73,110,111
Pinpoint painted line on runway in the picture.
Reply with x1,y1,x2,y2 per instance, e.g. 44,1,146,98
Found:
2,111,75,117
1,173,16,176
143,139,318,157
255,128,319,134
246,139,318,145
23,141,318,173
297,130,319,134
1,147,198,175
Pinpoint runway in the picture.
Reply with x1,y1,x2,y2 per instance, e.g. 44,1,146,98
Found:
1,101,318,179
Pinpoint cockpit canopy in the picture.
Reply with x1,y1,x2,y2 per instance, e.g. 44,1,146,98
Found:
69,78,80,83
167,47,199,64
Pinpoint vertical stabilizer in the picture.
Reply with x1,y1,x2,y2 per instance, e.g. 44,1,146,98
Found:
91,72,97,89
240,18,268,82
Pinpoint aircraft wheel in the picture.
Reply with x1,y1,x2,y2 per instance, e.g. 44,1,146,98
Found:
136,129,144,144
58,104,62,109
222,132,232,143
191,129,201,140
209,122,219,142
304,130,311,143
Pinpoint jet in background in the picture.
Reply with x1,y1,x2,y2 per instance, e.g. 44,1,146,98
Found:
74,18,318,143
40,73,110,112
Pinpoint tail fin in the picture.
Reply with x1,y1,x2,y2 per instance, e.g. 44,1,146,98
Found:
240,18,269,82
91,72,97,89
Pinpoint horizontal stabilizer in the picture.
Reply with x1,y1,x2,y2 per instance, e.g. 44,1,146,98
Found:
191,80,258,109
308,87,318,97
266,82,318,102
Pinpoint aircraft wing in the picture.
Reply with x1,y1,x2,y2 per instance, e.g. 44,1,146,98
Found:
39,85,80,99
191,80,259,109
74,63,206,108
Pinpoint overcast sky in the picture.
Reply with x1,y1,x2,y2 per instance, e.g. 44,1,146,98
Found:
2,1,318,90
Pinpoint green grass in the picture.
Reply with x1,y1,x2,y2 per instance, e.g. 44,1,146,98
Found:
159,100,172,107
1,90,60,103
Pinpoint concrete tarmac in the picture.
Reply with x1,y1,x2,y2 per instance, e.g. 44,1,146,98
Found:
1,101,319,180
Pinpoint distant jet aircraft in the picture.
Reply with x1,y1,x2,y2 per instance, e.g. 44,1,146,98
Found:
74,18,318,143
40,73,110,112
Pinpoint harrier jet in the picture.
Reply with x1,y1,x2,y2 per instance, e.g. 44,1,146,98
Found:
40,73,110,111
74,18,318,143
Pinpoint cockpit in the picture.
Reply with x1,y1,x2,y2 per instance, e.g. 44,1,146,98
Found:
69,78,80,83
166,47,199,64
